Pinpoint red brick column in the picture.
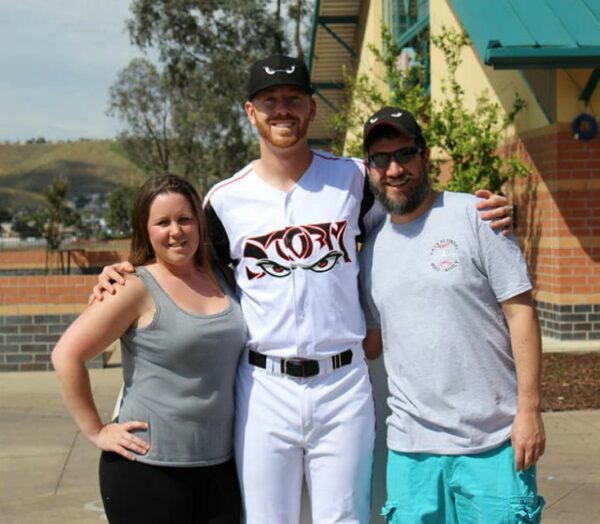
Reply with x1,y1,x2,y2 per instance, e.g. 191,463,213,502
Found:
508,123,600,340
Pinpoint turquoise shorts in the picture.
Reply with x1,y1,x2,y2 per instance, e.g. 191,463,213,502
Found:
382,441,544,523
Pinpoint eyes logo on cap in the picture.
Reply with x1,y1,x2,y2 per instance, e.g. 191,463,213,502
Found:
369,112,403,124
264,65,296,75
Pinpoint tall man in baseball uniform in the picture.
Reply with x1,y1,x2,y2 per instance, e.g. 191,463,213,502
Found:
203,55,382,523
359,106,546,523
93,56,513,524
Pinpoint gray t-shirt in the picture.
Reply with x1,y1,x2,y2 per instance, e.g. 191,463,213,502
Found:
118,266,247,467
360,192,532,454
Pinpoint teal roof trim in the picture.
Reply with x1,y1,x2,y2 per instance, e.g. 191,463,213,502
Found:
450,0,600,69
488,46,600,69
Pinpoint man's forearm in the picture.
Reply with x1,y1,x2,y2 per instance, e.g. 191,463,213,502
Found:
501,293,542,410
502,292,546,469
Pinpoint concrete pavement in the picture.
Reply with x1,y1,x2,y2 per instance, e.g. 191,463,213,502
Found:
0,368,122,523
1,366,599,523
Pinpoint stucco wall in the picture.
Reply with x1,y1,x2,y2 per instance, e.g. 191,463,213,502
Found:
430,0,549,134
343,0,388,155
432,1,600,129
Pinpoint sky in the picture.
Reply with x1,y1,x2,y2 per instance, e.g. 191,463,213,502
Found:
0,1,146,142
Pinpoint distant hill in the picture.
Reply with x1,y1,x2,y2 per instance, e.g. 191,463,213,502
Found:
0,140,146,211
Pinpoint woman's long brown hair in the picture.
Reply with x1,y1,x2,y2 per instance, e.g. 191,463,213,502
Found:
128,174,213,274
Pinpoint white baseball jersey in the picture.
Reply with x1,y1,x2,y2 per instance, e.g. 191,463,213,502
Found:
205,150,384,358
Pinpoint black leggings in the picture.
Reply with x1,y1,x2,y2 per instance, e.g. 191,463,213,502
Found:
99,452,241,524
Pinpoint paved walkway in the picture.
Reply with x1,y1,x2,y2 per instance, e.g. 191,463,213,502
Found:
1,366,599,523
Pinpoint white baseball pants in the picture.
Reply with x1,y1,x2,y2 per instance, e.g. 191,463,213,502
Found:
234,348,375,524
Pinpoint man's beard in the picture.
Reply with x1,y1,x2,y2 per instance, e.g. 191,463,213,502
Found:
369,167,431,216
255,114,310,149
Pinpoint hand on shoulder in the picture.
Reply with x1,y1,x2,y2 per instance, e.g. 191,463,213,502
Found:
89,261,136,305
87,271,145,312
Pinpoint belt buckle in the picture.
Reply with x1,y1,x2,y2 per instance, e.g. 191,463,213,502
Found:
282,357,318,378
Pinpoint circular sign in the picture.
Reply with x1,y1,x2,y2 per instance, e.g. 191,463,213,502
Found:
572,113,597,141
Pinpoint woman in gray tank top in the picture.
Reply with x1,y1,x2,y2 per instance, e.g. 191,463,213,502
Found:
52,175,247,523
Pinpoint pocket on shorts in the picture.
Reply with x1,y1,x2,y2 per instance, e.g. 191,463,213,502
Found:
508,495,545,523
380,500,401,524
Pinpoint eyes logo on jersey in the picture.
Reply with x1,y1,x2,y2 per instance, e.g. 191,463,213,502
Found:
264,65,296,75
243,221,350,280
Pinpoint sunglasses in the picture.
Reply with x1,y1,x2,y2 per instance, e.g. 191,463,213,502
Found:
367,146,422,169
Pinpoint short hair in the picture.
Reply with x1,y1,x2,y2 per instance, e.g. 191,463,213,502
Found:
365,125,426,155
129,174,212,273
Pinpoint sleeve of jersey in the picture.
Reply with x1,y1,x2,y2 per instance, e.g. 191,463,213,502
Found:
204,200,233,267
476,211,533,303
358,175,385,242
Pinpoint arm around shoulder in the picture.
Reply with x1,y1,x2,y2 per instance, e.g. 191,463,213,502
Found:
89,261,136,303
474,189,512,235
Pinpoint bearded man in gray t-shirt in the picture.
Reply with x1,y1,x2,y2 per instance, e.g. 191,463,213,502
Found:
359,106,546,523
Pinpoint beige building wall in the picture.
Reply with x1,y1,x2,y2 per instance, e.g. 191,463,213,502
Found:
354,0,386,94
343,0,388,155
430,0,549,134
556,69,600,122
432,1,600,129
348,0,600,138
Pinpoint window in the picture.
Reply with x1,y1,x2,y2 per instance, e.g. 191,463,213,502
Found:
385,0,430,92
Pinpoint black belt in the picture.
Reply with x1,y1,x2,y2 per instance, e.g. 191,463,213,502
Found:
248,349,353,378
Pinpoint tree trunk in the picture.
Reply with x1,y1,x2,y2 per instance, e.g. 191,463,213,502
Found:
294,0,303,61
275,0,283,54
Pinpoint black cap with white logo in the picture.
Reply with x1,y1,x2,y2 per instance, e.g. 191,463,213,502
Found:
247,54,313,100
363,106,425,152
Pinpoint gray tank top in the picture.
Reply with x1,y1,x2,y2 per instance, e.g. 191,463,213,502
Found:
117,266,247,467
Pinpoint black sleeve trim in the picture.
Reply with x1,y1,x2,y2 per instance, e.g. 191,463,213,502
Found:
358,175,375,243
205,201,233,267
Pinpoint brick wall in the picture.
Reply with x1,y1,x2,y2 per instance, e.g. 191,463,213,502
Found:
0,313,105,371
0,275,100,371
0,275,97,307
535,302,600,341
0,245,128,275
507,123,600,340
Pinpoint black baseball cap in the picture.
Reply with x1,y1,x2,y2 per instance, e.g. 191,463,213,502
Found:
363,106,425,152
247,54,313,100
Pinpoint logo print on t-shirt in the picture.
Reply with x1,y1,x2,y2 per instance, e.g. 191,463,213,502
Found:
430,239,459,272
243,221,350,280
